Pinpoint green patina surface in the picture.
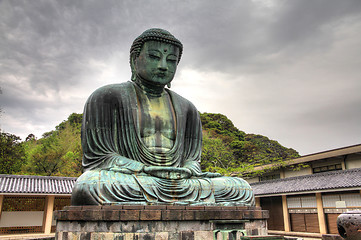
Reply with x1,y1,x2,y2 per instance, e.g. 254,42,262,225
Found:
71,28,255,206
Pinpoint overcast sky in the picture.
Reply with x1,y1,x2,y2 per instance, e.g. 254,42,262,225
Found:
1,0,360,155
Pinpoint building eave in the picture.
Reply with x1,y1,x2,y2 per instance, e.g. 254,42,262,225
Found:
254,187,361,198
251,144,361,172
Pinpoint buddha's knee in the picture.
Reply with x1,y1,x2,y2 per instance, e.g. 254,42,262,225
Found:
71,181,99,205
71,170,104,205
212,176,251,188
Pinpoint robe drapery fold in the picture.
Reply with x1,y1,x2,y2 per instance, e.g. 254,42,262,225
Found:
71,81,254,206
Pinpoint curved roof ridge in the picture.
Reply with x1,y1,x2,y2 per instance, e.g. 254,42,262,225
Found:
251,167,361,185
0,174,77,194
0,174,77,180
251,168,361,196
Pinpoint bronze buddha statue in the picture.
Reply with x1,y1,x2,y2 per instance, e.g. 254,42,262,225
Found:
71,28,254,206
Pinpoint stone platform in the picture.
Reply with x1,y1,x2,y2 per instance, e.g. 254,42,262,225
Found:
54,205,270,240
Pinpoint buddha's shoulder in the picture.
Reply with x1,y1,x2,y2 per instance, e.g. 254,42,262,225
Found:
167,89,197,111
89,82,134,98
92,82,133,93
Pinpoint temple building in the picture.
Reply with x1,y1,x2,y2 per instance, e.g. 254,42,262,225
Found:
248,144,361,238
0,175,75,236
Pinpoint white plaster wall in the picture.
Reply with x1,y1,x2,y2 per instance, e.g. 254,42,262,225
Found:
284,167,312,178
346,155,361,169
323,193,361,208
0,211,43,227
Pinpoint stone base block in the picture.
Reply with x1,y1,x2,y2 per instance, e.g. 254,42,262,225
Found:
55,205,271,240
322,234,344,240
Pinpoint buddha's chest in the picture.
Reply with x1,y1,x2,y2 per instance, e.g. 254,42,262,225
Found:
137,93,176,151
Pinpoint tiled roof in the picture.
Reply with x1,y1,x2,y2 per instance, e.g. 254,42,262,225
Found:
0,174,77,194
251,168,361,196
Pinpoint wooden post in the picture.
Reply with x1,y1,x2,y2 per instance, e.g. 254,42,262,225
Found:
282,195,291,232
316,192,327,234
280,169,285,179
341,161,346,170
255,197,261,208
0,195,4,220
42,195,55,234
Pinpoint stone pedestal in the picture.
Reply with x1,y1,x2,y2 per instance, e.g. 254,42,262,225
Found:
322,234,344,240
55,205,269,240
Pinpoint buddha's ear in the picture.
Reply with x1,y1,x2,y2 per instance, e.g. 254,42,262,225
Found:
130,56,137,81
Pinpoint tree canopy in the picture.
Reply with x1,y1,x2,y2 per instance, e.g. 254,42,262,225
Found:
0,131,26,174
200,113,300,177
20,113,83,177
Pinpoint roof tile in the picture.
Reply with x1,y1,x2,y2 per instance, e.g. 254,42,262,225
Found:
0,174,77,194
251,168,361,196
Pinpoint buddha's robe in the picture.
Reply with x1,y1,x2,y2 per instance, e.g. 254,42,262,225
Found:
71,81,254,206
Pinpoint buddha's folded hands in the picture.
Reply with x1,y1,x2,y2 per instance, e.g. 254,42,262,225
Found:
143,166,192,180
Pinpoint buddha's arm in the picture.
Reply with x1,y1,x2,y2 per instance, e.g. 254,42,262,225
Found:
98,154,146,173
82,140,146,173
81,84,147,173
183,160,222,178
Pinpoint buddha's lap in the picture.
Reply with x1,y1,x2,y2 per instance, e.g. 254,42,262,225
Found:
75,169,252,192
72,169,254,205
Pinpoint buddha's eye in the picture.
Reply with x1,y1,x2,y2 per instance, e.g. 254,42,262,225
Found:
167,56,177,63
148,53,161,60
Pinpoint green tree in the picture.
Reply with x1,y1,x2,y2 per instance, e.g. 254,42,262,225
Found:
22,114,83,177
201,131,237,175
201,113,245,142
0,131,26,174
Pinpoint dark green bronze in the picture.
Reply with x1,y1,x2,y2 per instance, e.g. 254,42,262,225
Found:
71,28,255,206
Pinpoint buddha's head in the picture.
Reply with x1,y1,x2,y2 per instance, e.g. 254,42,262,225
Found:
130,28,183,88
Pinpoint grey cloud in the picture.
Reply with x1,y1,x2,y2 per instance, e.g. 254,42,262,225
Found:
1,0,360,154
179,0,361,75
1,1,133,92
271,0,361,44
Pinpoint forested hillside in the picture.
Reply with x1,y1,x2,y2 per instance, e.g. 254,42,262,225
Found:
200,113,300,176
0,112,300,177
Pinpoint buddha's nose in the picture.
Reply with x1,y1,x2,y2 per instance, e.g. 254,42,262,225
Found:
158,59,168,71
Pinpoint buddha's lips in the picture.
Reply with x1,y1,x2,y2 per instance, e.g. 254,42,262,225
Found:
156,73,166,77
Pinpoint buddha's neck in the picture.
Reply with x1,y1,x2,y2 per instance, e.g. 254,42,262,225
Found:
135,77,166,97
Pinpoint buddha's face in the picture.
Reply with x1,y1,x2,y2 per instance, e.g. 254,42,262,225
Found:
135,41,180,87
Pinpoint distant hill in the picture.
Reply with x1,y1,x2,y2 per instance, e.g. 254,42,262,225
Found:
200,113,300,176
16,112,299,177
